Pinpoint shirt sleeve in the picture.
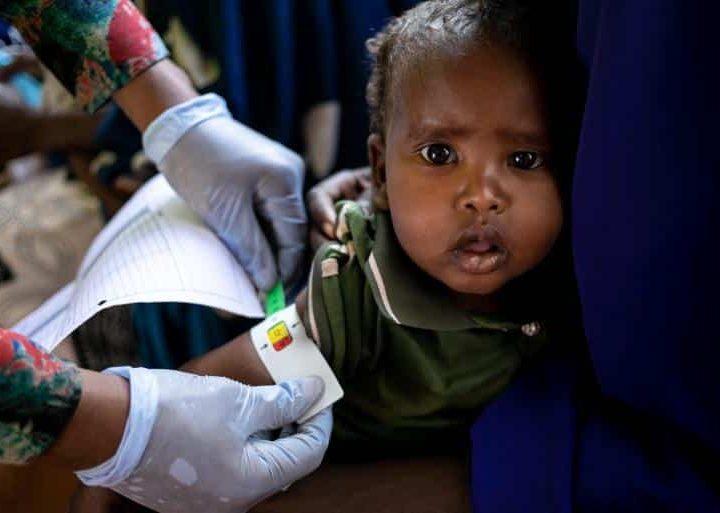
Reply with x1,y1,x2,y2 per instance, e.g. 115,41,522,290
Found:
304,203,381,383
0,328,81,465
0,0,169,113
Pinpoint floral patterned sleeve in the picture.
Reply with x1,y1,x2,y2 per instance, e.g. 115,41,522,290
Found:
0,328,81,465
0,0,169,112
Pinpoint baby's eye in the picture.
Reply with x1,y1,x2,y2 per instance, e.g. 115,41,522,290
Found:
419,143,458,165
508,151,544,170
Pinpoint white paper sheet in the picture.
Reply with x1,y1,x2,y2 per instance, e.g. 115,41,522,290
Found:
14,175,264,351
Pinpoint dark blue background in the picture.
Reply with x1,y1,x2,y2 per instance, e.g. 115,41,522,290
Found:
471,1,720,511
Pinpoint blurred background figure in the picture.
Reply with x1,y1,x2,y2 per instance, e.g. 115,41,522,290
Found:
0,19,104,330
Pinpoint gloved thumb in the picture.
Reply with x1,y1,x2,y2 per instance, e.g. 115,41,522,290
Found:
256,190,307,288
250,376,325,432
278,243,306,290
246,408,332,490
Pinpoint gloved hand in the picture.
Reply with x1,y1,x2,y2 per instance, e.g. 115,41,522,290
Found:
76,367,332,513
143,94,307,291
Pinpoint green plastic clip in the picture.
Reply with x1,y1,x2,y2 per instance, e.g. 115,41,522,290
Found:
265,281,286,315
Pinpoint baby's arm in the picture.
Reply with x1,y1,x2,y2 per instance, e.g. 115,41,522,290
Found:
180,200,371,384
180,289,312,385
180,330,272,385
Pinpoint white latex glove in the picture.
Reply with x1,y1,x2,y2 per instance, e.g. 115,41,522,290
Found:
77,368,332,513
143,94,307,291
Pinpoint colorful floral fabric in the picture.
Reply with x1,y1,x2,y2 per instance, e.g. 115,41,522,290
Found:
0,0,169,112
0,328,81,464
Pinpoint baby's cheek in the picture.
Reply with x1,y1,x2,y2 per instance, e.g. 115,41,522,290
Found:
391,209,442,264
392,214,426,254
518,200,563,265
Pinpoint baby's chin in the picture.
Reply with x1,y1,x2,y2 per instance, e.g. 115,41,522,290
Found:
437,270,509,298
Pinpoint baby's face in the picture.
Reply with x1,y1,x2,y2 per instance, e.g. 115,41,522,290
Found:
369,43,563,305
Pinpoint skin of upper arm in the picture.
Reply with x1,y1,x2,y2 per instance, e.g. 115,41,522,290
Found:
0,0,173,114
0,329,82,464
180,331,273,386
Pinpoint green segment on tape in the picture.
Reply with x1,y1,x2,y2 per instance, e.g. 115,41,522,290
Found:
265,281,286,315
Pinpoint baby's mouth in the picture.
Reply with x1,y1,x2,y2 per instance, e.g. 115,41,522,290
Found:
452,227,508,275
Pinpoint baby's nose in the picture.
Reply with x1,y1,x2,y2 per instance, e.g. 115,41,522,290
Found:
462,192,501,213
458,171,507,214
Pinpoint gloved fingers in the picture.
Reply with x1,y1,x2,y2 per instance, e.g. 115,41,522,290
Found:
297,407,333,442
247,422,295,444
278,422,297,439
223,222,277,293
249,422,296,448
208,186,279,292
248,407,333,487
250,377,324,431
277,243,307,291
256,192,308,287
253,148,306,287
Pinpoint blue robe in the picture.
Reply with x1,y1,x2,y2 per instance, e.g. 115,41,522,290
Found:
470,1,720,511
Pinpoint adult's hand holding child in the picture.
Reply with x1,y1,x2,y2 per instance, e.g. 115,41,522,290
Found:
306,167,372,251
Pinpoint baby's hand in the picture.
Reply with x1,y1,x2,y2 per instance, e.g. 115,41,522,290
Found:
306,167,372,251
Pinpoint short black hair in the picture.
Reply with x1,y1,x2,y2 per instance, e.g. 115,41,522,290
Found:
366,0,584,194
366,0,538,135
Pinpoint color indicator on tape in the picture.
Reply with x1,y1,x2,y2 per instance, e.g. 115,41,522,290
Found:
267,321,293,351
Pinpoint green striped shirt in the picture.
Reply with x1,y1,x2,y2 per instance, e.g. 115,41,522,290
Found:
306,202,549,456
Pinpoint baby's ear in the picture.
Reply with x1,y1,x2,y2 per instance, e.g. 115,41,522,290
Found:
367,133,389,210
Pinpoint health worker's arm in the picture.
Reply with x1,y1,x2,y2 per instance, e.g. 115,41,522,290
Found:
0,0,198,130
0,329,129,467
0,0,179,116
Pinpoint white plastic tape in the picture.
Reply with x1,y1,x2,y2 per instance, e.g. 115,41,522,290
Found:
250,304,343,422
